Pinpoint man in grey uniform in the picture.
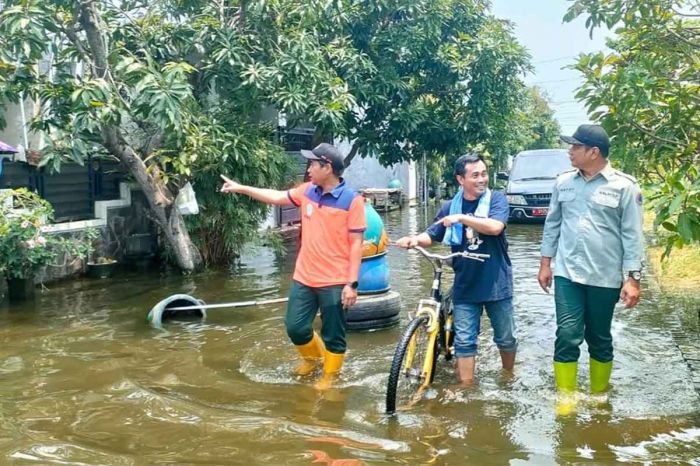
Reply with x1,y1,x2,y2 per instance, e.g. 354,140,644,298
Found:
538,124,644,412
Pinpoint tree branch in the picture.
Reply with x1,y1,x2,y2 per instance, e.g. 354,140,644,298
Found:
630,121,685,148
671,7,700,17
343,139,361,167
60,25,91,63
78,0,109,78
664,25,700,49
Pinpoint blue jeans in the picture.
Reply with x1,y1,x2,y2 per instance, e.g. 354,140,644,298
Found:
452,298,517,358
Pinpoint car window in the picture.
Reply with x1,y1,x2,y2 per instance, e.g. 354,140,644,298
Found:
510,152,572,181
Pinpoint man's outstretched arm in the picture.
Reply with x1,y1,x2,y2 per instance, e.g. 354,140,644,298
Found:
221,175,292,206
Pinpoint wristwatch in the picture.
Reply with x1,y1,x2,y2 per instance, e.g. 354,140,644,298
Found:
628,270,642,281
347,281,359,290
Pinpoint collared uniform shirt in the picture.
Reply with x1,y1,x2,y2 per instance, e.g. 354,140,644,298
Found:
288,180,366,288
540,163,644,289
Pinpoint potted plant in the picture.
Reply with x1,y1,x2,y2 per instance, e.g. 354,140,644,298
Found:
82,228,118,278
87,255,118,279
0,189,56,301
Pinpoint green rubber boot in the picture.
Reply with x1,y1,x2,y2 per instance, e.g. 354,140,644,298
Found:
589,358,612,394
554,361,578,392
554,361,578,416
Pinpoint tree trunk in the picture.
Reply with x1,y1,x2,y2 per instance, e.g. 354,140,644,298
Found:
102,128,203,271
80,1,202,272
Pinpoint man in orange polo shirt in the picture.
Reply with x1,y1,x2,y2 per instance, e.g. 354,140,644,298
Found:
221,143,366,389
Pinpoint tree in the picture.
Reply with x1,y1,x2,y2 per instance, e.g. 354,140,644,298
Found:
564,0,700,256
1,0,533,269
223,0,531,168
489,85,561,167
334,0,532,170
522,86,561,151
0,0,317,270
1,0,201,270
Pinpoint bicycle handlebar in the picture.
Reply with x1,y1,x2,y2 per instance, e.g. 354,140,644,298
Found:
411,245,489,262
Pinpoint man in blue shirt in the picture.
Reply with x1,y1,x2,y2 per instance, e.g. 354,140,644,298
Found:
396,154,517,385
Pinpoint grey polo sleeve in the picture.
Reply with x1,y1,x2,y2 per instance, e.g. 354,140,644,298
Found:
620,182,645,272
540,181,562,258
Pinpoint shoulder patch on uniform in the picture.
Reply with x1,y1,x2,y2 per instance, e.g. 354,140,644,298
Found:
556,169,577,183
614,170,637,183
636,192,643,205
558,168,577,179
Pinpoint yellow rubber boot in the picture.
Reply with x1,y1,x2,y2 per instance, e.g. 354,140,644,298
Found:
293,333,325,376
554,361,578,416
314,351,345,390
589,358,612,394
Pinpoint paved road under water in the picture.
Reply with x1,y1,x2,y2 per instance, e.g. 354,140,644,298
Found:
1,206,698,465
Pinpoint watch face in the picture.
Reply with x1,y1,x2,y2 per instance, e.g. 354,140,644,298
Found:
631,271,642,280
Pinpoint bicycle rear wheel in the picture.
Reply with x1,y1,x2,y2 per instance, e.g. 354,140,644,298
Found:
386,314,438,414
441,295,455,361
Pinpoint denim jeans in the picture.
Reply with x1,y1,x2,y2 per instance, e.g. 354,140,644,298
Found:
452,298,517,358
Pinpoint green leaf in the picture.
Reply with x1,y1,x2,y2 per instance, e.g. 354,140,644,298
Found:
668,193,684,215
677,212,694,242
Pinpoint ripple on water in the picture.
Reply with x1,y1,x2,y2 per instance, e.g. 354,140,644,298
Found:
609,427,700,464
0,210,698,464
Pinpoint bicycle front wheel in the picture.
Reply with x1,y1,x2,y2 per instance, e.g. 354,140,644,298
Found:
386,314,438,414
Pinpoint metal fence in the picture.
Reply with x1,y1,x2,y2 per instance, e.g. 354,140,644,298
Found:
0,157,126,222
0,126,315,225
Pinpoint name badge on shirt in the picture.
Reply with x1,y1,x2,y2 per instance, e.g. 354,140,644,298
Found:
559,187,575,202
591,188,620,208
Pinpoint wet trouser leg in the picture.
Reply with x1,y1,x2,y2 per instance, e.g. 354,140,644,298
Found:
583,284,619,363
317,285,346,354
554,277,620,363
285,281,346,354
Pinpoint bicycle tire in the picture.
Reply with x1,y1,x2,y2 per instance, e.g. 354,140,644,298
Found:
385,314,438,414
441,296,455,361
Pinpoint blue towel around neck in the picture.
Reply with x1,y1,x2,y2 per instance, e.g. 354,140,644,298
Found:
441,187,492,246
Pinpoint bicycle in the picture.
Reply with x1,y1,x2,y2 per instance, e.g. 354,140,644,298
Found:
386,245,489,414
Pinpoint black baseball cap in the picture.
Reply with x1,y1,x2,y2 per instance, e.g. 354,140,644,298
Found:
301,143,345,173
560,124,610,157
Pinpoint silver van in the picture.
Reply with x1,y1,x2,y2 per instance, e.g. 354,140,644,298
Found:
498,149,572,223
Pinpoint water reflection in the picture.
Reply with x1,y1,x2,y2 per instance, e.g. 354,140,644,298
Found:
0,206,697,464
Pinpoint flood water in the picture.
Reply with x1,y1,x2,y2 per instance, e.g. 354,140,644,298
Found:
1,206,699,465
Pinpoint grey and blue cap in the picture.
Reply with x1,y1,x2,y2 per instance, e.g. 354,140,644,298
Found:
561,124,610,157
301,143,345,173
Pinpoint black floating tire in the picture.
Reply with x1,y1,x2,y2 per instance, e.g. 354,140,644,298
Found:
346,290,401,322
346,313,401,332
386,314,437,414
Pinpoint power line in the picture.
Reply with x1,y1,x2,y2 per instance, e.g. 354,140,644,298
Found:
531,78,581,85
532,55,578,65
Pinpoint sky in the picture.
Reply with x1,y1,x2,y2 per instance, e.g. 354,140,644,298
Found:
490,0,610,135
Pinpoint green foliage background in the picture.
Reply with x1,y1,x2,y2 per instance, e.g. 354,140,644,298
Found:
565,0,700,257
0,0,560,267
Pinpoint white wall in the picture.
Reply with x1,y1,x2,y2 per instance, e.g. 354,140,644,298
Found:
0,99,39,162
336,139,416,200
